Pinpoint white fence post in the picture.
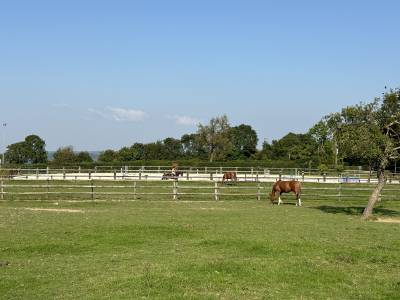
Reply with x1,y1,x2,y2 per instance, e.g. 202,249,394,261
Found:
214,181,219,201
91,180,94,200
173,180,178,201
46,179,50,200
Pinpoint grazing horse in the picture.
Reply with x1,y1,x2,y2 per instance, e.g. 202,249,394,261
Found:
222,171,237,183
161,171,184,180
270,180,302,206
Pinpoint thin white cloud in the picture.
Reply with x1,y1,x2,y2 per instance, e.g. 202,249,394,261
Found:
168,115,201,126
89,107,147,122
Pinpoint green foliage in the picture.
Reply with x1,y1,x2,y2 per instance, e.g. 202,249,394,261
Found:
75,151,93,163
318,164,329,174
97,149,117,163
180,133,209,159
5,135,47,164
326,91,400,171
229,124,258,159
308,120,335,164
52,146,76,165
197,115,232,162
53,147,94,165
270,132,318,162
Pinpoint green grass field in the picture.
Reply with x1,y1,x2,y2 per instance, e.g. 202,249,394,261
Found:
1,181,400,299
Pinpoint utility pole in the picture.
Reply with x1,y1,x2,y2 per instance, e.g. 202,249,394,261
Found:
1,123,6,166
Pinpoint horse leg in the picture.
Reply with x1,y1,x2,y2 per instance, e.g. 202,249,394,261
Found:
296,191,302,206
278,193,283,205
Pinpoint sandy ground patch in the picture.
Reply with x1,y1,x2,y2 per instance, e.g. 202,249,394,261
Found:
376,217,400,224
22,208,84,213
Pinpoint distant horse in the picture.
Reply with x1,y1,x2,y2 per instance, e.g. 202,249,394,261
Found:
222,171,237,183
270,180,302,206
161,171,184,180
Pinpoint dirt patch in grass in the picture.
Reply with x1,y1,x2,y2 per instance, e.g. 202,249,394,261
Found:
375,217,400,224
22,208,84,213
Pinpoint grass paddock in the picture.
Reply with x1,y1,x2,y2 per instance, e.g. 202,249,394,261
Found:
1,188,400,299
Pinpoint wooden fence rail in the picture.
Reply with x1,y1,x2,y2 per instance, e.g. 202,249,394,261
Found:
1,180,400,202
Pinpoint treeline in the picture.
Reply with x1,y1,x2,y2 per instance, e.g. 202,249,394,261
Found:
2,116,336,168
3,88,399,172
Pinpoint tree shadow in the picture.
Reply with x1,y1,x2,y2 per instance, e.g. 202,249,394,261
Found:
313,205,400,217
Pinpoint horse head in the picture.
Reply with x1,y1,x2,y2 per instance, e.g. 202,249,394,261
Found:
269,191,275,204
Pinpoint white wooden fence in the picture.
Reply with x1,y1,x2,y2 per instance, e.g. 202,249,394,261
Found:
1,180,399,202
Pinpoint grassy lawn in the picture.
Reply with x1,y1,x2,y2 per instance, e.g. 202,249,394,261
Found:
1,182,400,299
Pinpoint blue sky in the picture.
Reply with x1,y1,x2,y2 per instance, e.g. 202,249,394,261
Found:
1,0,399,151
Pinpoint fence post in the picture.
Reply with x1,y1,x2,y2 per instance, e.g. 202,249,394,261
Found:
256,171,259,182
173,180,178,201
89,171,92,180
133,181,137,200
210,173,213,181
114,171,117,180
139,171,142,181
78,166,81,173
1,180,3,200
46,179,50,200
186,171,189,181
36,168,39,180
257,182,261,201
63,167,66,180
279,171,282,181
91,180,94,201
214,181,219,201
338,182,342,201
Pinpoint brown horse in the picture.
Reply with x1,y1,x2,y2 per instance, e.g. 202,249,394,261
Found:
222,171,237,183
270,180,302,206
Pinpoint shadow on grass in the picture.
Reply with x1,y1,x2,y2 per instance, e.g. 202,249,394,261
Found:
313,205,400,217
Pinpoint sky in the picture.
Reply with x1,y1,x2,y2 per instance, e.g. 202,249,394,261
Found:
1,0,399,151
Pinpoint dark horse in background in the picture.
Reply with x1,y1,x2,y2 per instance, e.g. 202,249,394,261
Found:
162,171,184,180
222,171,237,184
270,180,302,206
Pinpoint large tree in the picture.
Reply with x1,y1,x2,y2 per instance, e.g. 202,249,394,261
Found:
197,115,232,162
308,120,335,165
52,146,76,165
163,138,183,160
270,132,317,163
229,124,258,159
98,149,117,163
24,135,47,164
325,90,400,219
5,141,29,164
181,134,207,159
5,135,47,164
75,151,94,163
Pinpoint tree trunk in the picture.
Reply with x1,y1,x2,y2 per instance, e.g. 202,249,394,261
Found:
362,168,385,219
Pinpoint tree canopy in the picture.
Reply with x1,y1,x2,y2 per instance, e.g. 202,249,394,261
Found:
324,90,400,218
5,135,47,164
